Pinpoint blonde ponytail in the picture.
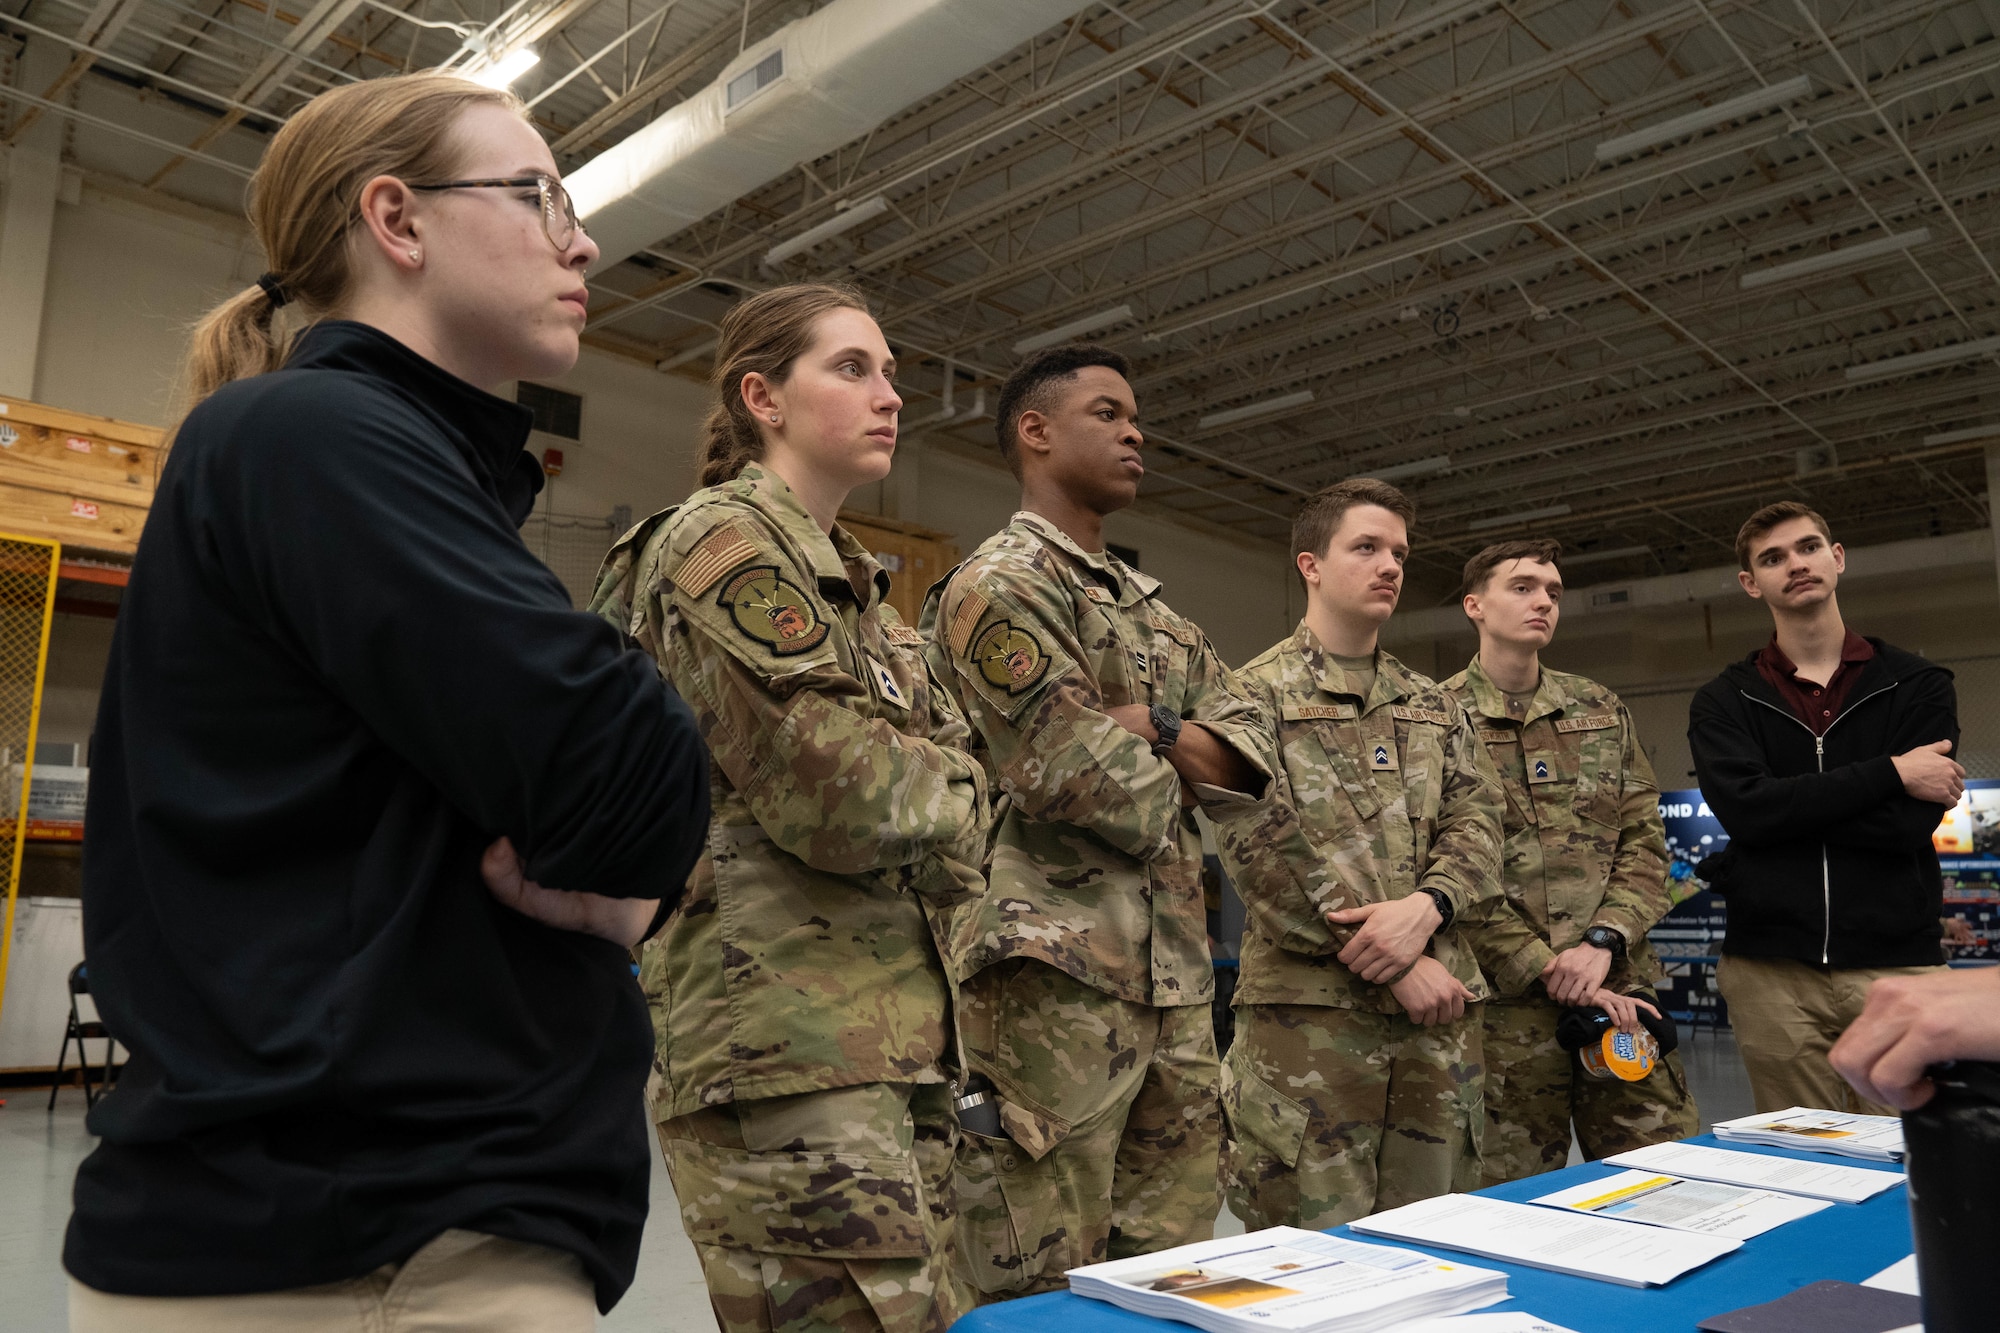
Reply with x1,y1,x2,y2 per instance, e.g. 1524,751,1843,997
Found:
697,282,871,488
173,73,524,428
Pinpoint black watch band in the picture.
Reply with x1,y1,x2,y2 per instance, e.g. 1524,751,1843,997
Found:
1420,888,1454,934
1149,704,1183,756
1583,925,1626,960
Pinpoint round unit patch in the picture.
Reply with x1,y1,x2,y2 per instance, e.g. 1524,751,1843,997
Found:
720,565,828,655
971,619,1050,695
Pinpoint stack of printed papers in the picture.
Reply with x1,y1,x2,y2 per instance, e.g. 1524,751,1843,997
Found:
1605,1141,1904,1203
1530,1169,1830,1239
1712,1107,1906,1162
1347,1194,1739,1287
1065,1227,1508,1333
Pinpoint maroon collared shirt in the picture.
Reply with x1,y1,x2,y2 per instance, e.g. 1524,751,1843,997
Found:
1756,630,1875,735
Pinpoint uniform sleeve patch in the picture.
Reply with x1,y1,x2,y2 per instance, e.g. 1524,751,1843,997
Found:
1283,702,1357,721
948,586,990,657
970,619,1051,695
884,623,924,647
1392,705,1455,726
1554,713,1619,733
1477,727,1518,743
674,522,759,597
719,565,829,655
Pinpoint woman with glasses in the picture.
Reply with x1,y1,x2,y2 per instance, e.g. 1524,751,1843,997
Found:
590,282,989,1333
64,74,710,1332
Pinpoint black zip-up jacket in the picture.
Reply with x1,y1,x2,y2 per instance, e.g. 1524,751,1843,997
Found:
1688,637,1955,969
65,322,710,1310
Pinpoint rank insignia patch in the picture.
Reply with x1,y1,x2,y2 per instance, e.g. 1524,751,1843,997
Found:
720,565,828,654
1369,743,1398,771
971,619,1050,694
1527,755,1558,784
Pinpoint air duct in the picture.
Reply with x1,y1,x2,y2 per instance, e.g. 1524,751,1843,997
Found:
567,0,1097,269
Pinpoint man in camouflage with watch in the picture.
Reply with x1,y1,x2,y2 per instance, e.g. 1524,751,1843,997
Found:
1442,539,1699,1182
919,344,1277,1302
1208,478,1504,1230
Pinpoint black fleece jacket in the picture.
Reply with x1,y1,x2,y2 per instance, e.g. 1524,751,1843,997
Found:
65,322,709,1310
1688,637,1955,969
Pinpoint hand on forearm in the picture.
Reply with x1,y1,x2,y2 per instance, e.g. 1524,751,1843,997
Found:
1327,893,1441,982
1104,706,1257,798
1390,956,1474,1026
1542,941,1615,1007
1892,739,1965,806
481,836,660,949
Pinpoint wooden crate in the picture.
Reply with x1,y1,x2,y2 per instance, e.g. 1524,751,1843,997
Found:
0,396,163,557
839,511,960,630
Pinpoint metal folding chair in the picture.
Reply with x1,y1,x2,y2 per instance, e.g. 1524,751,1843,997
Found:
48,963,119,1109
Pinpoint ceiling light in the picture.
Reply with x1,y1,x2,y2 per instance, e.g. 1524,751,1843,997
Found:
1741,227,1931,290
468,46,540,89
1562,544,1651,568
1012,304,1135,355
1595,75,1811,161
762,195,889,267
1198,390,1315,431
1844,334,2000,383
1923,422,2000,447
1365,454,1451,482
1468,503,1571,531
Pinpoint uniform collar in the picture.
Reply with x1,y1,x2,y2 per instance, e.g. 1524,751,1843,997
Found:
1012,510,1161,605
1291,621,1415,710
1460,654,1574,725
737,463,890,610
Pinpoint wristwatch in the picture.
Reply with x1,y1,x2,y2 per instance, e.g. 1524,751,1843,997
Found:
1420,887,1454,934
1582,925,1627,961
1149,704,1183,756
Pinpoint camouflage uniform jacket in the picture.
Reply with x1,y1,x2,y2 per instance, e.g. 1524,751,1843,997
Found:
918,510,1276,1008
1211,624,1504,1014
1441,657,1671,999
589,463,990,1121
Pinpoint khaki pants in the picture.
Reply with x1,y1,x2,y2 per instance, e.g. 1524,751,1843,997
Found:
69,1229,593,1332
952,959,1221,1302
1717,954,1944,1115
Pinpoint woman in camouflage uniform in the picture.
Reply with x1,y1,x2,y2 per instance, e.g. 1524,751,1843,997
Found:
590,283,989,1333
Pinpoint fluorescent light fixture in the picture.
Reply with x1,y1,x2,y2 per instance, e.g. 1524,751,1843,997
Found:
1924,422,2000,447
1844,334,2000,383
1562,544,1651,568
1364,454,1451,482
469,46,540,89
1012,304,1134,355
1741,227,1931,290
1468,503,1571,531
1198,390,1316,431
1595,74,1811,161
762,195,889,267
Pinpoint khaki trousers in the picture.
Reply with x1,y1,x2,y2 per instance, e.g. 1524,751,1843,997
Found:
68,1229,594,1333
1716,953,1943,1116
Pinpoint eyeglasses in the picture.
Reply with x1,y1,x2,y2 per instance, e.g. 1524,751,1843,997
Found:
407,174,586,252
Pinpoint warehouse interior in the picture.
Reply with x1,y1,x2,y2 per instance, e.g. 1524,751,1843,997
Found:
0,0,1996,1326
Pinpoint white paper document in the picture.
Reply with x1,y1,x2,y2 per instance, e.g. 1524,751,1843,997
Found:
1065,1227,1508,1333
1346,1193,1739,1288
1606,1140,1902,1203
1864,1254,1921,1295
1529,1169,1830,1239
1713,1106,1906,1161
1389,1315,1579,1333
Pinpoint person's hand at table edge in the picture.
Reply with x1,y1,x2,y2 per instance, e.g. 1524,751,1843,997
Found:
1829,966,2000,1110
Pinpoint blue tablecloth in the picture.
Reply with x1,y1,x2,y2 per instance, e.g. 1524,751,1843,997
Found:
951,1135,1912,1333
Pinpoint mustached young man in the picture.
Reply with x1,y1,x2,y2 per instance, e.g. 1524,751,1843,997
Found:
919,345,1277,1302
1689,501,1962,1115
1441,540,1699,1182
1209,478,1502,1229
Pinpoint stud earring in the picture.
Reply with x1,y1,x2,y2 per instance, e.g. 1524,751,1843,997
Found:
407,249,420,262
769,414,779,423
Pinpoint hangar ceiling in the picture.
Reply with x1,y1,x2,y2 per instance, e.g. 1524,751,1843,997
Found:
12,0,1999,582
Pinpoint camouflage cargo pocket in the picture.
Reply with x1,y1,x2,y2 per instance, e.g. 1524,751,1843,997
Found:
1221,1041,1310,1168
664,1136,931,1259
951,1127,1047,1294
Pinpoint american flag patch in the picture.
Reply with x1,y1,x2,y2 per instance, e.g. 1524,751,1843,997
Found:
674,523,758,597
949,587,990,656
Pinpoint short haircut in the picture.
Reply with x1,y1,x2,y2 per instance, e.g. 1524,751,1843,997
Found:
1292,478,1415,574
1462,539,1563,597
995,343,1131,477
1735,501,1831,570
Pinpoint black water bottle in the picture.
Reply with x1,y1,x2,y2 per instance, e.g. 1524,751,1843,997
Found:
1903,1059,2000,1332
